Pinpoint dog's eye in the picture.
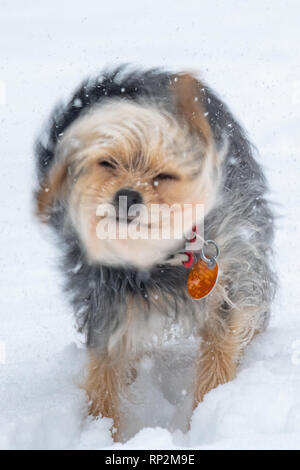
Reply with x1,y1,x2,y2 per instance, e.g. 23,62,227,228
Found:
154,173,179,182
98,160,117,170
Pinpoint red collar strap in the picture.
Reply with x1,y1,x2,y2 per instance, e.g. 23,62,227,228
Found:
164,225,220,300
163,226,219,273
183,228,220,271
183,225,198,268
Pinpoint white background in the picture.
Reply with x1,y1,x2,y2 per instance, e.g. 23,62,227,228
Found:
0,0,300,449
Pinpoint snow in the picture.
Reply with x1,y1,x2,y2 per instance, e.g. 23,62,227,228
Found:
1,0,300,450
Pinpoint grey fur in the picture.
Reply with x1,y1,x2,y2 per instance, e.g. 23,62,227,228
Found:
35,66,276,352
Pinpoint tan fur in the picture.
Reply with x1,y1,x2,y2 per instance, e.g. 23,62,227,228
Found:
48,100,220,268
84,331,142,440
84,351,122,435
194,308,254,405
35,161,68,220
35,69,274,441
35,99,219,267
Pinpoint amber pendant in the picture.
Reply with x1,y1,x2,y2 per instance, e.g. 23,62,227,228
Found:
187,257,218,299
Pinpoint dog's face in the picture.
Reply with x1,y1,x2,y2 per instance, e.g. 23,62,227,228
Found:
36,74,221,269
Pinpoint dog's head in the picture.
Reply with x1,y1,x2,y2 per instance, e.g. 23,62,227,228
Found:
35,73,222,269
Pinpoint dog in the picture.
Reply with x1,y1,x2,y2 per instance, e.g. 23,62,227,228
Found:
34,66,275,438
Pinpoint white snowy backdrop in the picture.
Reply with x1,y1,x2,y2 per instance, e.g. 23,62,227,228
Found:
0,0,300,450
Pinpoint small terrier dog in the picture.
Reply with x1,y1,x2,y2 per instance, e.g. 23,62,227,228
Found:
35,66,275,438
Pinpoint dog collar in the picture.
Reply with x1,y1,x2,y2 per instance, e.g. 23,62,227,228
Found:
164,226,220,300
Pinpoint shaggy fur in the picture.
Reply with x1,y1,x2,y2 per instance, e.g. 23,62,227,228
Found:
34,65,276,437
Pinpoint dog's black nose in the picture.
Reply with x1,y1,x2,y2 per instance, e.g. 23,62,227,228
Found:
113,188,143,217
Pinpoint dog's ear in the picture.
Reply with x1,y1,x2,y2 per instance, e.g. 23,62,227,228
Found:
172,73,212,148
35,161,68,222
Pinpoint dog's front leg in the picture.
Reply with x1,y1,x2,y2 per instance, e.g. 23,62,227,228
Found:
84,350,122,435
194,309,247,407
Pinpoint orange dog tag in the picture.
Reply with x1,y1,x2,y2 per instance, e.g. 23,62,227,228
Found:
187,258,218,299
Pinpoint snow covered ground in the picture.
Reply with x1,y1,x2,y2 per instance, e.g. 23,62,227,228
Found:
0,0,300,450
